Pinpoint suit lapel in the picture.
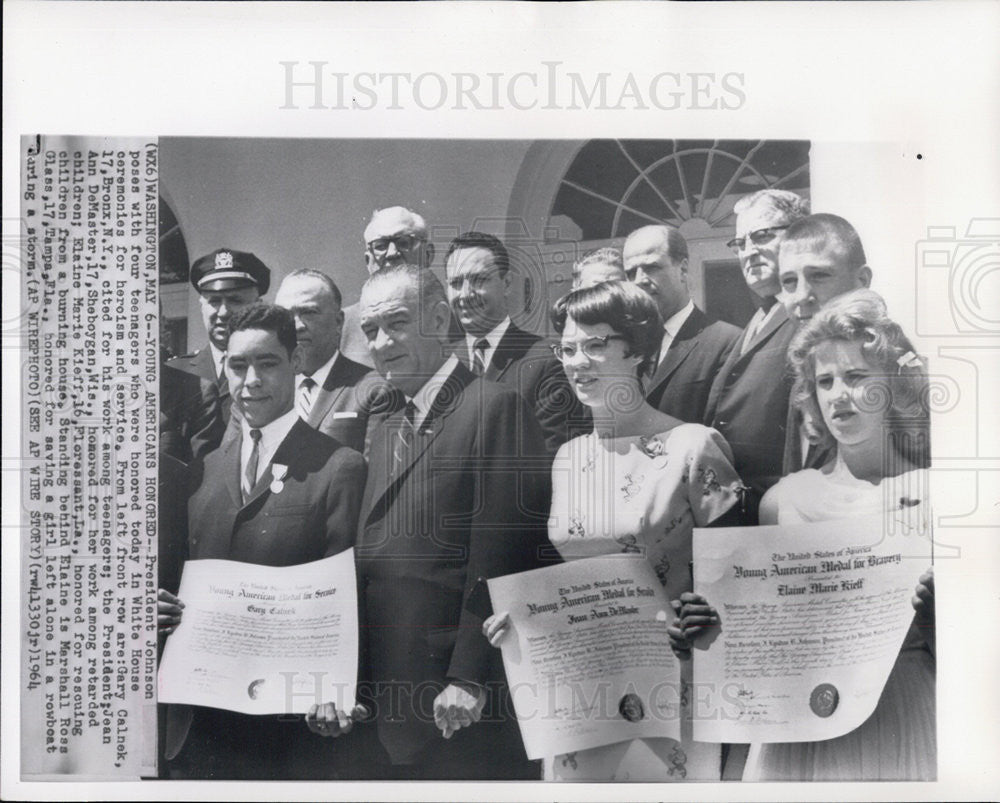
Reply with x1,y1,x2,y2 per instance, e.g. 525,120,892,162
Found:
485,325,533,382
648,309,706,392
238,420,305,510
307,357,350,428
221,433,243,509
364,365,473,523
735,304,790,366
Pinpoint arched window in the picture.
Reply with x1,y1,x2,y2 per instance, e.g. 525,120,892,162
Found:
507,139,811,332
551,139,810,239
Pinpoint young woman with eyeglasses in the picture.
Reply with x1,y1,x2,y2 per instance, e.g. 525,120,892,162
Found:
483,280,745,781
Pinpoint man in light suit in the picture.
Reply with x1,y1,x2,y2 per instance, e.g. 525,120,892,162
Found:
158,304,366,779
167,248,270,433
272,269,399,455
703,189,811,523
444,231,588,456
777,213,874,473
623,225,741,424
308,264,555,779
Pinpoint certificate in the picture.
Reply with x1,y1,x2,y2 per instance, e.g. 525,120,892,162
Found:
488,554,681,760
692,513,929,744
157,550,358,716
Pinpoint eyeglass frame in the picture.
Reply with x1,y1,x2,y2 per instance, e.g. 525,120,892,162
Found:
366,233,424,256
726,225,790,254
550,334,630,362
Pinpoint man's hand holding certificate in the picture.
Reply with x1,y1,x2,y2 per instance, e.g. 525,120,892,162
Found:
157,550,358,716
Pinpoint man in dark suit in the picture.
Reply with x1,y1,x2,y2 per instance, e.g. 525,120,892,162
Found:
160,359,224,465
167,248,270,442
444,231,587,456
308,264,554,779
622,225,741,424
777,213,874,474
704,189,811,523
158,303,366,779
271,269,398,455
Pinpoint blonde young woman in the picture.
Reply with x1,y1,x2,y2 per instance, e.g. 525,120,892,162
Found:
672,289,936,781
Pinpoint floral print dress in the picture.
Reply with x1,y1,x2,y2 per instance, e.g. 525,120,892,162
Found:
544,423,743,781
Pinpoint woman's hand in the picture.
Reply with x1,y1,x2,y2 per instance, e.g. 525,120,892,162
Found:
482,611,511,648
668,592,719,658
912,567,935,657
157,588,185,636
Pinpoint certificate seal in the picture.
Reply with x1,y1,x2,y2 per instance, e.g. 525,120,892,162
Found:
809,683,839,718
248,678,266,699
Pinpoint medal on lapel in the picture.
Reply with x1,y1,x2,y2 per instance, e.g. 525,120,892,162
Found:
270,463,288,494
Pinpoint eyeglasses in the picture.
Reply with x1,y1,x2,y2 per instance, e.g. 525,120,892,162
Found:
726,225,789,254
550,334,628,362
367,234,422,255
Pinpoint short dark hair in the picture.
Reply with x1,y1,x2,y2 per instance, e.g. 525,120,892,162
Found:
228,303,297,357
284,268,343,307
788,288,929,468
551,280,663,375
445,231,510,275
780,213,867,271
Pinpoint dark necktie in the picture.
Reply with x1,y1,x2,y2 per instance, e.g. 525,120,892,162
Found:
243,428,262,502
473,338,490,377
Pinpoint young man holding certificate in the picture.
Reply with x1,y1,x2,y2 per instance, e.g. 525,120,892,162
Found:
157,303,367,779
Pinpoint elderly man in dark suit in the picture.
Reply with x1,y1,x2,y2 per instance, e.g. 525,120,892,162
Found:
308,264,555,780
444,231,587,457
623,225,741,424
704,189,811,522
167,248,270,433
158,303,366,779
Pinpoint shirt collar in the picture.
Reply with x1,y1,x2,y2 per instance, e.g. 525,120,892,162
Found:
408,353,460,429
466,316,511,360
241,407,299,454
209,342,226,379
663,300,694,338
298,350,339,390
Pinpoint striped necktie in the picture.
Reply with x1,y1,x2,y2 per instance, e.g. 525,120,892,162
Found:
242,428,262,502
297,376,316,420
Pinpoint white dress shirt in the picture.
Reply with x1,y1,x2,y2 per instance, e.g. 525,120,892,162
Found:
295,350,340,418
240,407,299,491
741,299,781,355
209,342,226,380
408,354,460,431
465,317,511,372
656,300,695,367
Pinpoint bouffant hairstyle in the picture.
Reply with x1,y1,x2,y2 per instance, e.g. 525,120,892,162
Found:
551,280,663,376
788,288,930,468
